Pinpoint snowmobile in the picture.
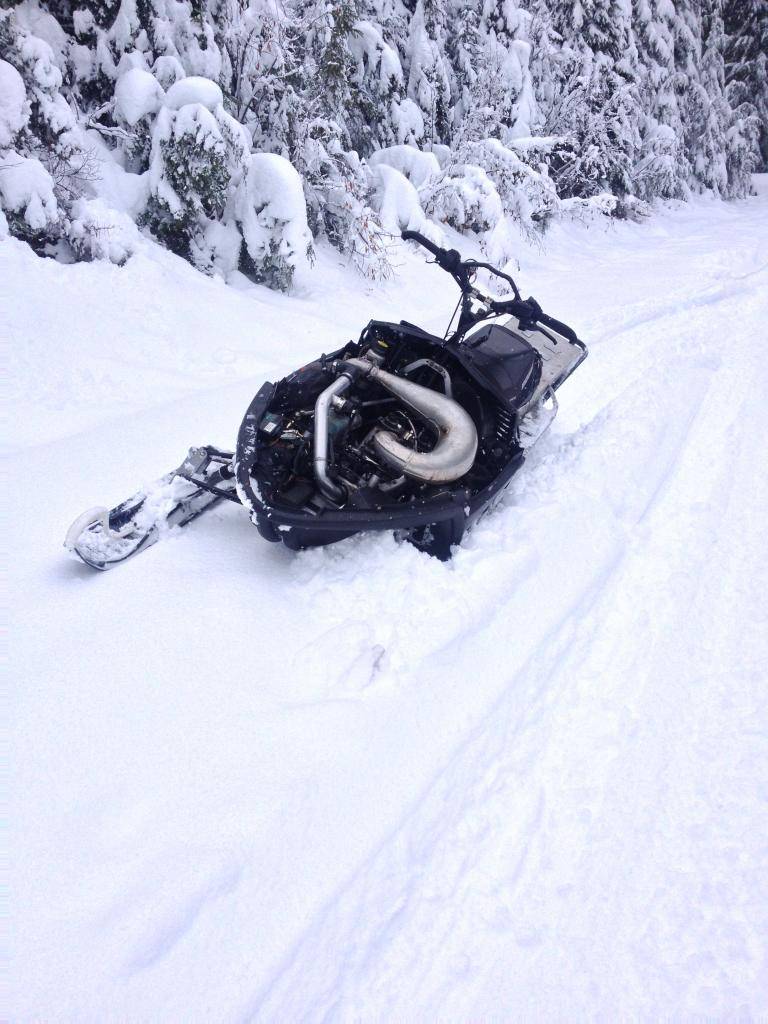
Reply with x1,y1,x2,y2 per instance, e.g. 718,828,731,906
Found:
65,230,587,568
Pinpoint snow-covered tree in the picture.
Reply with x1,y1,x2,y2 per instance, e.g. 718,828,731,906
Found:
421,159,503,232
534,0,642,201
0,10,93,248
293,117,391,277
347,19,411,150
1,0,763,283
458,136,560,232
406,0,453,143
112,66,165,171
689,0,730,195
723,0,767,169
142,77,249,261
632,0,689,199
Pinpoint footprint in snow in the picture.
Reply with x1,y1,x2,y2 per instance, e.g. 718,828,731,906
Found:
287,619,389,701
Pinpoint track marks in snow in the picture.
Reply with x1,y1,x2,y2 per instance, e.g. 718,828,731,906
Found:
249,344,767,1018
589,278,756,348
240,208,768,1018
126,859,242,973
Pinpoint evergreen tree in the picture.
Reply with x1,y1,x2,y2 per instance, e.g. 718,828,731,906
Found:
690,0,730,195
0,9,92,248
406,0,453,143
446,0,482,129
632,0,688,198
448,0,537,146
540,0,642,199
143,85,249,260
723,0,768,168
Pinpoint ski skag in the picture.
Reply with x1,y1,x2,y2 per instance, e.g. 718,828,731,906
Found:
64,447,239,570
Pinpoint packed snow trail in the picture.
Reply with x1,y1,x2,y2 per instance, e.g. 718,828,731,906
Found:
6,189,768,1019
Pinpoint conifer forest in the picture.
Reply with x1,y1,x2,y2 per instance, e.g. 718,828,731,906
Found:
1,0,765,288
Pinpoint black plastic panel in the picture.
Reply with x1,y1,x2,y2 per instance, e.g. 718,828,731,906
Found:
449,324,541,408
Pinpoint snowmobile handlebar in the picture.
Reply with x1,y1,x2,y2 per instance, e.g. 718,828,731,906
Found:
401,230,521,300
489,295,580,344
401,230,464,275
400,230,581,342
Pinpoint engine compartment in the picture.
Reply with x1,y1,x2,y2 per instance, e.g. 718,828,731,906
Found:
252,321,531,517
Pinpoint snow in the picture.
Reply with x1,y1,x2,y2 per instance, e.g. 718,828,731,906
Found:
113,67,165,126
152,54,186,89
67,197,143,265
11,0,69,64
369,143,441,186
85,129,150,219
0,59,28,149
6,184,768,1019
372,163,435,235
19,31,63,91
350,20,404,90
0,150,58,230
233,152,312,280
390,97,425,145
239,152,309,232
164,75,224,112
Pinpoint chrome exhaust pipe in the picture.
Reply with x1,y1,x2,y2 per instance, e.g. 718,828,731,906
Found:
343,358,477,483
314,373,353,503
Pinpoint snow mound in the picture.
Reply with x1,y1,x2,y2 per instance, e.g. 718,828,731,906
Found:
164,76,223,112
390,98,425,146
67,197,143,264
369,145,441,187
114,67,165,126
152,55,186,90
0,151,58,231
422,163,503,233
372,164,433,236
0,60,28,149
233,152,312,287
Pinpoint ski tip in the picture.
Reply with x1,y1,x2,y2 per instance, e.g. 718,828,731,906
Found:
64,507,110,552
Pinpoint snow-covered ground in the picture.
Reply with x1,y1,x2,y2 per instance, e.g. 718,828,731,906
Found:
6,186,768,1019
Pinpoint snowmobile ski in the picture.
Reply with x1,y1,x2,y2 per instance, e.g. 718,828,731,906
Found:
65,447,238,570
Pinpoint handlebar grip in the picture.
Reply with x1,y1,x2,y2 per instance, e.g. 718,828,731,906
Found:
535,312,579,345
489,298,528,318
491,297,580,344
400,229,444,259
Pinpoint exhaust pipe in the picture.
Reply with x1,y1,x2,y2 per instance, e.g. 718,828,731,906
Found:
343,358,478,483
314,372,353,503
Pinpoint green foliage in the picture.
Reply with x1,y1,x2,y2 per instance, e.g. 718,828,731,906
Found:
143,119,233,257
239,236,295,291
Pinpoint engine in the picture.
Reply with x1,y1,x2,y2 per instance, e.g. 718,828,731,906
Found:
252,324,522,516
